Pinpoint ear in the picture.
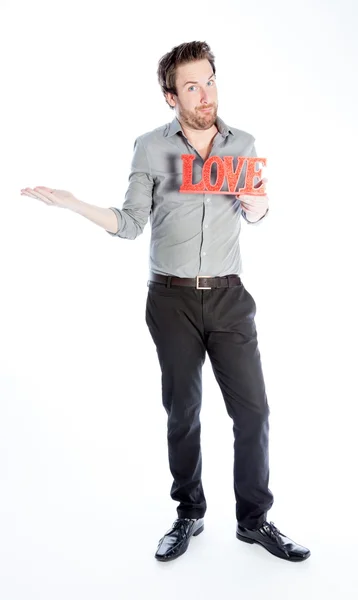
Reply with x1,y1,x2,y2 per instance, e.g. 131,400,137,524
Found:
165,92,176,108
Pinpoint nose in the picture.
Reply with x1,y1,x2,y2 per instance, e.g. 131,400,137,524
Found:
200,88,210,104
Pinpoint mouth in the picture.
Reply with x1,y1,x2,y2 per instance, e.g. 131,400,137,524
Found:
199,107,213,112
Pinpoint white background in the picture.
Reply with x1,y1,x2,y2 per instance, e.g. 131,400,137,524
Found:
1,0,357,598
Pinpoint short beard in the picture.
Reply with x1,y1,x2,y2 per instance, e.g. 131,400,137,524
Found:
178,103,218,130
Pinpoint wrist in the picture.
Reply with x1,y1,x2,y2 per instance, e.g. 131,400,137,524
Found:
66,196,83,212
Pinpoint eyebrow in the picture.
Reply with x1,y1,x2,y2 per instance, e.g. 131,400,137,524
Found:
182,72,215,88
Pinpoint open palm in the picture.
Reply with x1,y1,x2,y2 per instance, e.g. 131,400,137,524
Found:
20,186,77,208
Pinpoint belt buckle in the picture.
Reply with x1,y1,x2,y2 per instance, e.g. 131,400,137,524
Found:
196,275,212,290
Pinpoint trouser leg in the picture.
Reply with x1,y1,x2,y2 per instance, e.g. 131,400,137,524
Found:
145,283,207,519
204,282,274,529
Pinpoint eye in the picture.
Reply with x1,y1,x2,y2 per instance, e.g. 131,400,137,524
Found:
188,80,215,92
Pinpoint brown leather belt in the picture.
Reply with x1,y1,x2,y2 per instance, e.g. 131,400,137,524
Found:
149,272,242,289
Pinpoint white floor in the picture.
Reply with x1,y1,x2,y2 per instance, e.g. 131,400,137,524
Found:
0,503,349,600
1,362,357,600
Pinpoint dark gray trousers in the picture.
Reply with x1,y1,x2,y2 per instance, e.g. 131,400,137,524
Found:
145,278,274,529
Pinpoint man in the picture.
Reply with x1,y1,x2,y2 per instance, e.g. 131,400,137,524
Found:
20,41,310,563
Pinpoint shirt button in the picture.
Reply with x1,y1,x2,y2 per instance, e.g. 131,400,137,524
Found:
205,225,208,228
207,197,211,202
203,252,206,256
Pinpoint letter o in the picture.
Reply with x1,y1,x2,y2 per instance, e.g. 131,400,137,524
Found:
202,156,225,192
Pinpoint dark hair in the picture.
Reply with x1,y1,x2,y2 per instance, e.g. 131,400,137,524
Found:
157,41,216,109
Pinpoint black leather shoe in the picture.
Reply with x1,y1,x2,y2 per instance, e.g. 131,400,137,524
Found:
236,520,311,562
155,517,205,562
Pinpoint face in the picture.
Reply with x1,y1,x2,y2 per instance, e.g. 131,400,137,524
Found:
166,58,218,131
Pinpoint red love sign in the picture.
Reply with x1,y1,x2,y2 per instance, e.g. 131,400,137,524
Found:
179,155,267,195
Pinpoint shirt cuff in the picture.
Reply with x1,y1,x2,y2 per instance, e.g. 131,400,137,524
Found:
241,207,269,225
106,207,122,236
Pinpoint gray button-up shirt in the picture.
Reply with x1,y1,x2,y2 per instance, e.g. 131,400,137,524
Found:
107,115,268,277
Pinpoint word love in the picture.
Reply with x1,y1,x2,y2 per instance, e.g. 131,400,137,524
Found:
179,155,267,195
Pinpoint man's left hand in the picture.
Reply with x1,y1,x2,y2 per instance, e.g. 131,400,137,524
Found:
236,177,269,221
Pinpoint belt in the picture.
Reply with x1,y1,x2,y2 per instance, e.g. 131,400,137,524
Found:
149,272,242,289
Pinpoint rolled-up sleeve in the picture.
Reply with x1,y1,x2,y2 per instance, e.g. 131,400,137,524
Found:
240,142,269,226
106,136,154,239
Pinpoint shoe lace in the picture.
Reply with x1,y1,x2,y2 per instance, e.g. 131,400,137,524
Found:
262,521,290,558
172,518,195,538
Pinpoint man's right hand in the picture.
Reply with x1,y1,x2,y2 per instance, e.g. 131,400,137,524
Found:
20,186,118,233
20,186,78,209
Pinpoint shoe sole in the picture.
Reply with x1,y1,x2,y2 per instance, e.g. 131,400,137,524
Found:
236,532,310,562
155,523,205,562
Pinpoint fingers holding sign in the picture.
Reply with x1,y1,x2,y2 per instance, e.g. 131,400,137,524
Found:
236,177,269,219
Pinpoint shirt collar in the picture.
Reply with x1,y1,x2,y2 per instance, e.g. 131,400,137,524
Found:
165,114,233,139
